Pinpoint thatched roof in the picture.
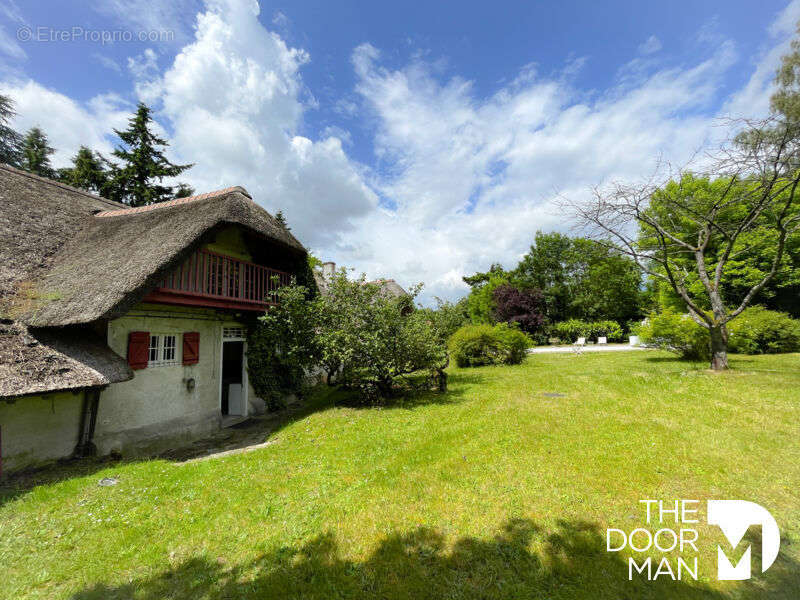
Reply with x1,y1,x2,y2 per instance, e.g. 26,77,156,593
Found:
0,321,132,399
0,165,306,326
0,164,120,305
370,279,408,299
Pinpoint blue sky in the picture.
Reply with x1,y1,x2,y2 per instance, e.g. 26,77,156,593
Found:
1,0,799,302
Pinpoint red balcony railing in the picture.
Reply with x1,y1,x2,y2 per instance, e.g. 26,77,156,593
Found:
143,249,291,310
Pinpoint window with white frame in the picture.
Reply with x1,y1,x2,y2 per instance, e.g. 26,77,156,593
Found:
148,334,180,367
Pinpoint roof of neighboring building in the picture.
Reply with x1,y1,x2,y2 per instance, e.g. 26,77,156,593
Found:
313,269,409,300
0,164,306,327
0,321,132,399
369,279,408,299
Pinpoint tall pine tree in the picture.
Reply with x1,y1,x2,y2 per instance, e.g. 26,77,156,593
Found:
58,146,110,194
20,126,56,178
0,94,21,167
109,103,193,206
274,210,291,230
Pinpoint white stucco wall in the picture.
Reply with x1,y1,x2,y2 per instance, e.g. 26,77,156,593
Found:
0,391,83,474
98,303,263,456
0,305,268,475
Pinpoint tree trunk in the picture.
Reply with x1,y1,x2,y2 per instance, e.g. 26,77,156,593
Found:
436,368,447,392
709,325,729,371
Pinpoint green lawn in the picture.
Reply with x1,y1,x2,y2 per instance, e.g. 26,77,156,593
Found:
2,351,799,599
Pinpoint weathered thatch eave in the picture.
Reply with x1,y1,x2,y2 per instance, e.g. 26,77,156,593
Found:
0,321,133,399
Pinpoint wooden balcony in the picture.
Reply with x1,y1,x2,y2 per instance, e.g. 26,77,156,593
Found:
142,249,291,311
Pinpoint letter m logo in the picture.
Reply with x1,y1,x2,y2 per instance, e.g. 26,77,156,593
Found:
707,500,780,580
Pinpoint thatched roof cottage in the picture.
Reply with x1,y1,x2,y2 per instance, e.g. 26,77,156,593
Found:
0,164,308,476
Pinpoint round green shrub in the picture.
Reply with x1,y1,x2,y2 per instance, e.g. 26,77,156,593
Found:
637,310,709,361
493,322,531,365
728,306,800,354
448,323,531,367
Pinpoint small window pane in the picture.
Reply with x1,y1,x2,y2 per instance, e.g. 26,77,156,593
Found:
163,335,176,362
149,335,160,363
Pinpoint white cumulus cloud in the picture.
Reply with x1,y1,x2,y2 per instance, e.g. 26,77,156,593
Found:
3,0,800,305
138,0,378,248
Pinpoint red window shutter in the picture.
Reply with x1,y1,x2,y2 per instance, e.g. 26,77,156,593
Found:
183,332,200,365
127,331,150,370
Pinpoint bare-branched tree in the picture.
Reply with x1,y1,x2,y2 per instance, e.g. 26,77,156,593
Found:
566,119,800,370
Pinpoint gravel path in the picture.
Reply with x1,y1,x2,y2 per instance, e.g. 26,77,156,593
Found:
527,343,649,354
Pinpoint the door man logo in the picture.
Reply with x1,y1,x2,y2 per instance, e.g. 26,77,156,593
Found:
606,499,780,581
707,500,780,580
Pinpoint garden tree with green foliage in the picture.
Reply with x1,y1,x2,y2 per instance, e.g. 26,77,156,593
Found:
20,126,56,178
645,26,800,319
570,154,800,370
58,146,109,194
512,232,572,322
109,103,193,206
248,282,321,410
569,25,800,371
461,232,643,329
462,262,506,288
464,270,510,325
513,232,643,324
318,271,448,396
0,93,21,167
417,297,471,343
651,208,800,316
307,252,324,270
248,270,448,403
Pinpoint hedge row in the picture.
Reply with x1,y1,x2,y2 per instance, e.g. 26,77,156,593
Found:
549,319,624,343
636,306,800,359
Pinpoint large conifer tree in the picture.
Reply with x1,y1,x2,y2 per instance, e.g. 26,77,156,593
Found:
59,146,110,195
20,126,56,178
109,103,193,206
0,94,21,167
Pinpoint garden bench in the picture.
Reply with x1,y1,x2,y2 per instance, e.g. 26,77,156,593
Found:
573,337,586,354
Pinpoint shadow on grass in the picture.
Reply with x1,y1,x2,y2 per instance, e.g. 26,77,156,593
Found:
328,370,487,410
641,354,800,375
642,356,706,366
70,518,800,600
0,372,486,500
0,454,135,509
